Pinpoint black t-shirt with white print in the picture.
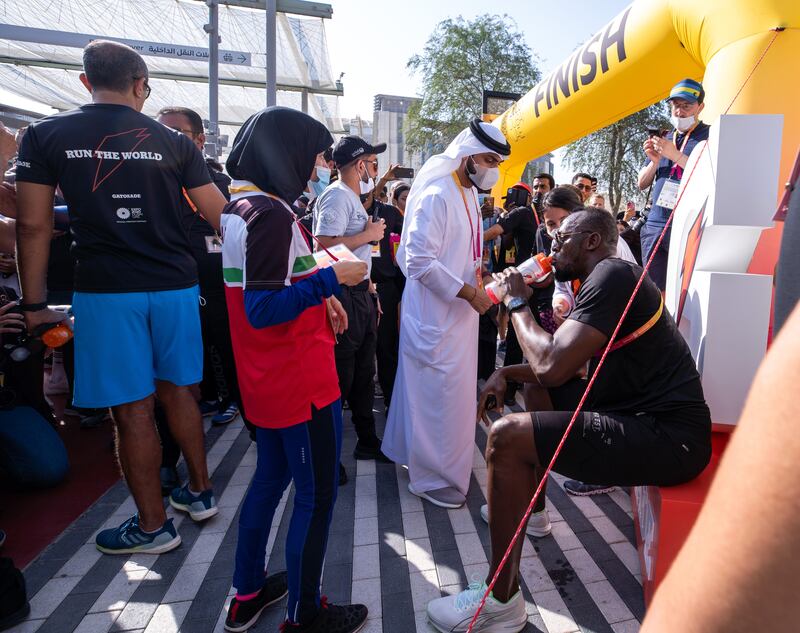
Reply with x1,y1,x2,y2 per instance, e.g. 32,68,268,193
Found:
16,103,211,293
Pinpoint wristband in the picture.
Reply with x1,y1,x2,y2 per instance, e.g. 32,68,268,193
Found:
18,301,47,312
506,296,529,314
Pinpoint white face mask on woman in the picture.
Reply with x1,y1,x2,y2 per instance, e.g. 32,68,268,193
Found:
466,156,500,190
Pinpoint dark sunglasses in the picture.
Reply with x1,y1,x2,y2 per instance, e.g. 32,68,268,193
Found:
552,229,593,246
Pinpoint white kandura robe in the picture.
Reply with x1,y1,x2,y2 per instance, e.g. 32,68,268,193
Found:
382,174,482,496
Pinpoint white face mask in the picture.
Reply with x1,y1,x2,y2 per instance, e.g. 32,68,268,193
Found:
467,157,500,190
360,177,375,195
359,161,375,194
671,114,696,133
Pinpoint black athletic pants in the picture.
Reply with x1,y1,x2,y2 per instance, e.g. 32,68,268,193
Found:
375,278,403,407
334,281,378,442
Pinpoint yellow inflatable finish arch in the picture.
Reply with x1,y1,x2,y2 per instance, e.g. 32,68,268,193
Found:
493,0,800,268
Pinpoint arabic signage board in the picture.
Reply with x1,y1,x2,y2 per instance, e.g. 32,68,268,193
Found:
0,24,251,66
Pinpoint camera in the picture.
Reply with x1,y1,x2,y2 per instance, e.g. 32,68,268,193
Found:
505,187,529,209
532,192,544,216
630,207,650,233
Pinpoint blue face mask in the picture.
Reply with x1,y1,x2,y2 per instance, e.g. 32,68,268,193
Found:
308,166,331,199
308,178,327,199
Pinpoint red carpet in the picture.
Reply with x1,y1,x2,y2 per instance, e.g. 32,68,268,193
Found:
0,403,120,568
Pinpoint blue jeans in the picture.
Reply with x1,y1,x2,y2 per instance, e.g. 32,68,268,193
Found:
233,400,342,624
0,406,68,488
639,222,671,291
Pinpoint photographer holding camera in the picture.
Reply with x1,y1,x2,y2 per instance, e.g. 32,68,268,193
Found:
638,78,710,290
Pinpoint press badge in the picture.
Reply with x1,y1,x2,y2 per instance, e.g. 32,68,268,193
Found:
655,179,680,210
205,235,223,253
371,243,381,258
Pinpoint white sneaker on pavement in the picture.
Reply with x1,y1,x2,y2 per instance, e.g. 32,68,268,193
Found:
480,504,551,537
427,581,527,632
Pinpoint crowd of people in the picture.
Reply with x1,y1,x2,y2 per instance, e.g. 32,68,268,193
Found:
0,38,722,633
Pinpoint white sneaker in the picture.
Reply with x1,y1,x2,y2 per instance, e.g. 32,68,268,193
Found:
480,504,551,537
427,581,527,632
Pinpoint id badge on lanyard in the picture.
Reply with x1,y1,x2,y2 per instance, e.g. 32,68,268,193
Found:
657,126,694,210
656,179,680,210
451,172,483,288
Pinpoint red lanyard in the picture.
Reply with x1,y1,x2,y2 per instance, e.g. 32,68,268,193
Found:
668,123,698,179
294,213,340,262
451,172,481,264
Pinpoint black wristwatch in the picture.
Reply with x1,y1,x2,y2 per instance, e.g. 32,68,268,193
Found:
506,296,529,314
17,301,48,312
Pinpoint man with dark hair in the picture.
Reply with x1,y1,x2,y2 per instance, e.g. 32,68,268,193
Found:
571,172,594,202
532,173,554,196
154,106,242,495
638,78,710,290
313,136,389,465
15,40,228,554
82,39,149,93
157,106,204,137
427,207,712,630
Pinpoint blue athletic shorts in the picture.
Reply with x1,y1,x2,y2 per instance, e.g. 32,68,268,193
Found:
71,286,203,408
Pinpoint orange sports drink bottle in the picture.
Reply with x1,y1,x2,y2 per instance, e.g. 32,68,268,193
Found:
485,253,553,304
41,321,73,348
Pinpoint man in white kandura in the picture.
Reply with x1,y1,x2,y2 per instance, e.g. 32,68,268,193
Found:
382,119,511,509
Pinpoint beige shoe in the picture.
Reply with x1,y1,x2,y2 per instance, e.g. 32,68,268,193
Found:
480,503,551,537
409,484,465,509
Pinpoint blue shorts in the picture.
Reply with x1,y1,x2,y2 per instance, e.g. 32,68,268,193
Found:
72,286,203,408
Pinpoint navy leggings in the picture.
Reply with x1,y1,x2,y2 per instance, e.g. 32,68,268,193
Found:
233,400,342,624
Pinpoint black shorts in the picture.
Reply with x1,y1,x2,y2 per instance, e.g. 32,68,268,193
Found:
533,379,711,487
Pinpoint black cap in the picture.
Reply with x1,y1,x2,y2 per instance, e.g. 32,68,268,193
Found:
332,135,387,167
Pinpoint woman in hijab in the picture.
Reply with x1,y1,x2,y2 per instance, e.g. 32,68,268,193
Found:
220,107,368,633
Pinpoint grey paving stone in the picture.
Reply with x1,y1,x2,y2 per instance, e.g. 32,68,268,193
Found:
322,562,353,604
379,555,410,598
380,591,415,633
592,495,637,545
430,548,466,589
37,591,99,633
70,553,127,595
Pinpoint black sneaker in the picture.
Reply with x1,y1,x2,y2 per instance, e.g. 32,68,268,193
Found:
281,597,368,633
563,480,617,496
353,438,393,463
225,571,288,632
338,462,348,486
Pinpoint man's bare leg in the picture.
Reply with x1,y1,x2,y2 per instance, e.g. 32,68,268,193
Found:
156,380,211,492
485,412,543,603
111,395,166,532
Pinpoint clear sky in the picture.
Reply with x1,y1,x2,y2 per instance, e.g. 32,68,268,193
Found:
326,0,632,181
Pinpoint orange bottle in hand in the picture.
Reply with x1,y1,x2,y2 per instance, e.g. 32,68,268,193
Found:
485,253,553,304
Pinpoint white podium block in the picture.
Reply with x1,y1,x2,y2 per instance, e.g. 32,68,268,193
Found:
678,271,772,427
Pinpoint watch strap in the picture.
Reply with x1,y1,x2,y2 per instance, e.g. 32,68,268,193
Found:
506,296,529,314
18,301,48,312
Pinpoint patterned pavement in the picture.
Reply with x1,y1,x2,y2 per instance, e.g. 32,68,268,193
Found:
11,394,643,633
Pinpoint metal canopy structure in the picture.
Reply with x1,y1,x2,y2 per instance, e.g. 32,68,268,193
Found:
0,0,342,154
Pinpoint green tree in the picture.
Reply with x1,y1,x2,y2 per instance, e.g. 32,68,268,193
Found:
406,15,540,153
563,104,670,213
